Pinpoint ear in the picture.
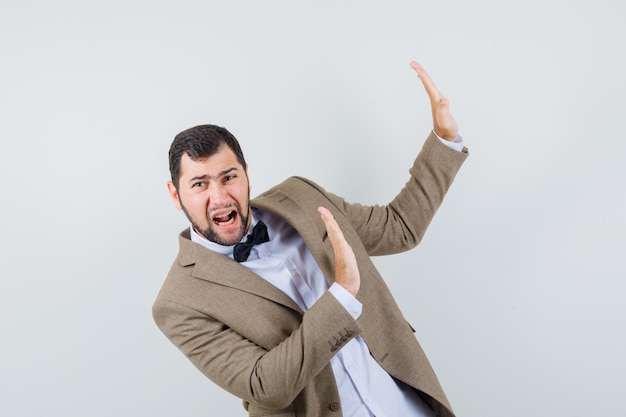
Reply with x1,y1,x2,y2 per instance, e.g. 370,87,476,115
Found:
245,164,251,192
167,181,183,210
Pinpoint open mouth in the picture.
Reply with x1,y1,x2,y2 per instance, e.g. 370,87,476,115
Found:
212,210,237,227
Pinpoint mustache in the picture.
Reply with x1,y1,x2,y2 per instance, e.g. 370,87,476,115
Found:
208,203,239,214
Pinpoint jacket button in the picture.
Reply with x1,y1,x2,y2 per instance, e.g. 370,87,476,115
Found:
329,401,341,411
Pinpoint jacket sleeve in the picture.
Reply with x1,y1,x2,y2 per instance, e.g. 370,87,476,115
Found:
304,132,468,256
153,286,361,411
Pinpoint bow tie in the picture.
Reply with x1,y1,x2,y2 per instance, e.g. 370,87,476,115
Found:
233,220,270,262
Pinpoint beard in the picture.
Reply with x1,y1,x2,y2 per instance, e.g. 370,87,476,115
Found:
183,202,250,246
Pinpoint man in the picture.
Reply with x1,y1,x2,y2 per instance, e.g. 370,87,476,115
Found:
153,62,468,417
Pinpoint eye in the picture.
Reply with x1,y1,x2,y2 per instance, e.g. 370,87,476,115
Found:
224,175,236,183
192,181,206,188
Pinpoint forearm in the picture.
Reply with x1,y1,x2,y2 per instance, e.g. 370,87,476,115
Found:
153,290,361,410
336,132,468,255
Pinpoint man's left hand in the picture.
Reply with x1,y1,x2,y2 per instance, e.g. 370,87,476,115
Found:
410,61,459,141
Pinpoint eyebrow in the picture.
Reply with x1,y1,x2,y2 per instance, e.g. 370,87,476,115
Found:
187,167,240,184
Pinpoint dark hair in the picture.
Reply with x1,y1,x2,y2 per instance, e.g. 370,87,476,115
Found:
169,124,247,189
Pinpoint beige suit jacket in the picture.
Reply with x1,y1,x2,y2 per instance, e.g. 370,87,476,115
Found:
153,133,468,417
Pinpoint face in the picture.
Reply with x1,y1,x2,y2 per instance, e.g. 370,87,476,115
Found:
168,145,251,246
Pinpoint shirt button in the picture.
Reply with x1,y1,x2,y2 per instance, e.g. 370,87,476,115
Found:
329,401,341,411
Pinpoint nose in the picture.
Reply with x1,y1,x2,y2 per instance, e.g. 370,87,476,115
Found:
208,183,229,206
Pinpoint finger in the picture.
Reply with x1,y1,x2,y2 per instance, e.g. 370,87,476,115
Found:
317,207,353,257
318,207,360,295
317,207,344,245
409,61,443,104
317,206,335,228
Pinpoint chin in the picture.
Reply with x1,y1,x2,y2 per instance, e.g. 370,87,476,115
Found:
201,224,246,246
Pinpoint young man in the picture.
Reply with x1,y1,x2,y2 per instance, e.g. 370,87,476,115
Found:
153,62,468,417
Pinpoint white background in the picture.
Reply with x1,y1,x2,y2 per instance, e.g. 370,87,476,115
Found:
1,1,625,416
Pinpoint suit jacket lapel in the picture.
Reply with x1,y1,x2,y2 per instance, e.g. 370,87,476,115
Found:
177,230,303,313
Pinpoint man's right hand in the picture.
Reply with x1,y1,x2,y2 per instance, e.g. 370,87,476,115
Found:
318,207,360,297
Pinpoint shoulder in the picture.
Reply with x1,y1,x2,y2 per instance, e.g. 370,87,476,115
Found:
153,229,229,310
257,176,329,198
252,176,350,217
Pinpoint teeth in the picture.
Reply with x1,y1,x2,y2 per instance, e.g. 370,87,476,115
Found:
213,211,235,226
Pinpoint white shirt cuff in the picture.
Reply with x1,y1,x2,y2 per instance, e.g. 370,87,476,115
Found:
434,131,465,152
328,283,362,319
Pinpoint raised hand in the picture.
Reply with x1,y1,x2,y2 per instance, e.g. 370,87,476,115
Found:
410,61,459,141
318,207,360,297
